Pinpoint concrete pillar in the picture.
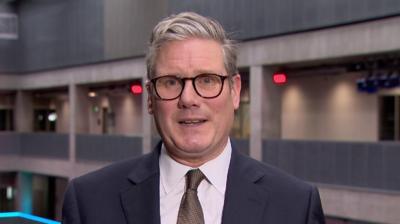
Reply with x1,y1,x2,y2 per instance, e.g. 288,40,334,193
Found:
250,66,263,160
68,84,76,164
55,94,70,133
68,84,90,165
15,90,33,132
142,78,153,154
262,67,282,139
250,66,283,161
75,86,89,134
16,172,33,213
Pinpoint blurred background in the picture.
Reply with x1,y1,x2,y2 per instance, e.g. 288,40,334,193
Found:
0,0,400,223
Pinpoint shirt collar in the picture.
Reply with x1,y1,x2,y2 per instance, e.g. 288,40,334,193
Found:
159,139,232,195
159,145,188,195
199,140,231,194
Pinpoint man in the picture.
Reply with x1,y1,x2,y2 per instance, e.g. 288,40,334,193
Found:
62,12,325,224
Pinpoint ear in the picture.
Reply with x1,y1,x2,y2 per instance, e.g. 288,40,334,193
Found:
230,74,241,109
146,81,154,114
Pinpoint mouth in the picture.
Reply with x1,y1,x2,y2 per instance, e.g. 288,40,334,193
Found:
178,119,207,125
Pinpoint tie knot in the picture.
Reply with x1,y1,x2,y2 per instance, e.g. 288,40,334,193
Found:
185,169,205,191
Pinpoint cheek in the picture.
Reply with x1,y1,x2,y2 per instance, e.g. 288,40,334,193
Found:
210,97,234,120
153,102,174,125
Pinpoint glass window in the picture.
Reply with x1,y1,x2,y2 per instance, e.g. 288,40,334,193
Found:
0,109,14,131
33,109,56,132
379,95,400,141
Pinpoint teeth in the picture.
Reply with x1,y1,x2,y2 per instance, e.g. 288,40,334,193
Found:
180,120,204,124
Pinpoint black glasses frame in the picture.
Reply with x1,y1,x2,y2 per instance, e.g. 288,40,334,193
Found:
150,74,229,100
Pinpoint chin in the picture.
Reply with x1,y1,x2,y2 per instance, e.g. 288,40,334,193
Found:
178,143,208,153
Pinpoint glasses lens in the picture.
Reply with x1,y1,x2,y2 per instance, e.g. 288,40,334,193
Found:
194,74,223,98
155,76,182,99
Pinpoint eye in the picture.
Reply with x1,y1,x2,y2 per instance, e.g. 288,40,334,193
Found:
202,76,212,83
165,79,178,86
159,77,179,88
197,74,219,85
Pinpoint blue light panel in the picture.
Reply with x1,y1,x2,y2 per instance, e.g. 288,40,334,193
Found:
0,212,60,224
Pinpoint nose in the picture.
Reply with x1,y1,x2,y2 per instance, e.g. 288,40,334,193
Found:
178,80,200,108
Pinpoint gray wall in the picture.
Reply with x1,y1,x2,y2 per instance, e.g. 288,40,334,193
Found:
17,0,104,72
1,0,400,73
104,0,167,60
263,139,400,192
0,2,18,72
0,0,104,73
170,0,400,40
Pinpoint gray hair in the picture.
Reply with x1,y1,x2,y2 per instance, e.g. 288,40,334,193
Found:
146,12,237,79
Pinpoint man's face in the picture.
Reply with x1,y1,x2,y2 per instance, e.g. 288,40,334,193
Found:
147,38,241,167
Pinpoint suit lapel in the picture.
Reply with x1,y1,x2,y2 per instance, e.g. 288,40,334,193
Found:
118,143,269,224
120,145,161,224
221,149,269,224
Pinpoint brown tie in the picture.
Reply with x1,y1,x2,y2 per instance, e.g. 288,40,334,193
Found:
177,169,206,224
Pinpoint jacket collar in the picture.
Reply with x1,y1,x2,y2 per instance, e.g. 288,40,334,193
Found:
120,142,162,224
221,148,269,224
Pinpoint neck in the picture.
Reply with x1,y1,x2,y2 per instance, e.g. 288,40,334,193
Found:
165,139,229,168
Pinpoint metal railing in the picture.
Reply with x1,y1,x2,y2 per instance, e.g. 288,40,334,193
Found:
76,134,142,162
263,139,400,192
2,132,400,192
0,132,68,159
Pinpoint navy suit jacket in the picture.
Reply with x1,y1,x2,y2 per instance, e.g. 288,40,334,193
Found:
62,144,325,224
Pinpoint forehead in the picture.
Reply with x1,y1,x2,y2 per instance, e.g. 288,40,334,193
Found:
155,38,225,76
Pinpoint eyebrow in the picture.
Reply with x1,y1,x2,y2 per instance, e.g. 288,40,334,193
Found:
193,69,222,74
161,70,222,77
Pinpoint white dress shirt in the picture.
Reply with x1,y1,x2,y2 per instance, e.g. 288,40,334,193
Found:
159,140,232,224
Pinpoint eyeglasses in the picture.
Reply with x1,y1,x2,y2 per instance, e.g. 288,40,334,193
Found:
150,73,229,100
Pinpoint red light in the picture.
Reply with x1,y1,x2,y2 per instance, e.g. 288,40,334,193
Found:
130,84,143,95
273,73,287,85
